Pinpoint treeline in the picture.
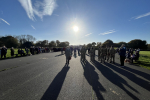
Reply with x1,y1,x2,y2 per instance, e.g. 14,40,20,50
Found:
0,35,149,50
0,35,69,48
87,39,149,50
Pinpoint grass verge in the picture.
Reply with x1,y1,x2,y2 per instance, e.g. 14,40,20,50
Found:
133,51,150,70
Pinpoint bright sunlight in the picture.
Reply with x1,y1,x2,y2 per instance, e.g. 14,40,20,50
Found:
73,26,79,32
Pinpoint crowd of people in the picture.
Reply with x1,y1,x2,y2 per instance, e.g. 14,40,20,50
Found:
0,45,140,67
64,44,140,67
0,46,51,59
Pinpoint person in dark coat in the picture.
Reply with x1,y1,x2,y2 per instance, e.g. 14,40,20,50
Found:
65,46,71,65
30,46,32,55
119,44,126,67
1,46,7,58
131,51,139,63
11,47,14,57
32,46,35,55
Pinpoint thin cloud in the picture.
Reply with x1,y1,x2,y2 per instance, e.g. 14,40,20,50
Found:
131,12,150,20
0,18,10,25
85,33,92,36
53,14,59,16
18,0,58,21
99,29,116,35
31,25,35,30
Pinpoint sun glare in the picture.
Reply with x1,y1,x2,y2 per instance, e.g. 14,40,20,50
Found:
73,26,79,32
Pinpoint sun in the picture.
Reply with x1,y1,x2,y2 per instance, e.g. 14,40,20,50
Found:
73,26,79,32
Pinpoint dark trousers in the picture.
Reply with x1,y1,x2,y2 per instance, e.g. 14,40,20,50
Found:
120,55,125,66
1,53,6,58
66,57,69,64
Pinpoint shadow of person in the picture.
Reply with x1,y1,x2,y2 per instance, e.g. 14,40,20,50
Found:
78,52,80,56
41,65,70,100
86,54,90,56
91,60,139,100
114,62,150,81
55,54,64,57
81,60,106,100
106,62,150,92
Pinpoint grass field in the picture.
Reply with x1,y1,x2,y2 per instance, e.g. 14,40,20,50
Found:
134,51,150,70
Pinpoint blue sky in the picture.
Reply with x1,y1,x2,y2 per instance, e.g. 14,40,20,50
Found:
0,0,150,45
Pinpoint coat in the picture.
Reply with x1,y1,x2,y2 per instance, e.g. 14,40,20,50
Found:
65,48,71,58
119,47,126,57
1,47,7,54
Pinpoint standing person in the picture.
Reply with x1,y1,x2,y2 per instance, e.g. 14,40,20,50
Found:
119,44,126,67
78,47,80,54
90,47,94,61
65,46,71,65
61,48,63,54
81,46,86,61
74,47,76,55
1,46,7,58
137,48,140,53
104,46,107,61
88,47,90,54
32,46,35,55
98,46,101,61
93,46,96,61
109,46,116,63
11,47,14,57
0,47,1,59
107,46,110,62
100,46,105,63
30,46,32,55
26,48,29,56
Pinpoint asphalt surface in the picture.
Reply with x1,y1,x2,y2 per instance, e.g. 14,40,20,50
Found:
0,51,150,100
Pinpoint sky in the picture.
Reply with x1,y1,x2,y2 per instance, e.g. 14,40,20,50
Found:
0,0,150,45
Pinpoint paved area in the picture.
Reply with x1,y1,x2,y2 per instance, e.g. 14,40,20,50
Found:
0,51,150,100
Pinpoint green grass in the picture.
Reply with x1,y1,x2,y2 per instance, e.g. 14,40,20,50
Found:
133,51,150,70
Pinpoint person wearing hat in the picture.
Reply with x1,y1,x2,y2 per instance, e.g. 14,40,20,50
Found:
119,44,126,67
65,46,71,65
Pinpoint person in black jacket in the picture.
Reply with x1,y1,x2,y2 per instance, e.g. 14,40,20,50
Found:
30,46,32,55
119,44,126,67
11,47,14,57
1,46,7,58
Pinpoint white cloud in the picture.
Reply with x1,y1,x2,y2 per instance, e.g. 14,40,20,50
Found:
131,12,150,20
99,29,116,35
0,18,10,25
53,14,59,16
31,25,35,29
85,33,92,36
18,0,58,21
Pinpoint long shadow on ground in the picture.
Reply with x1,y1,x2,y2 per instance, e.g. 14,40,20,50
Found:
81,60,106,100
114,62,150,81
105,62,150,92
41,65,70,100
91,61,140,100
55,54,64,57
